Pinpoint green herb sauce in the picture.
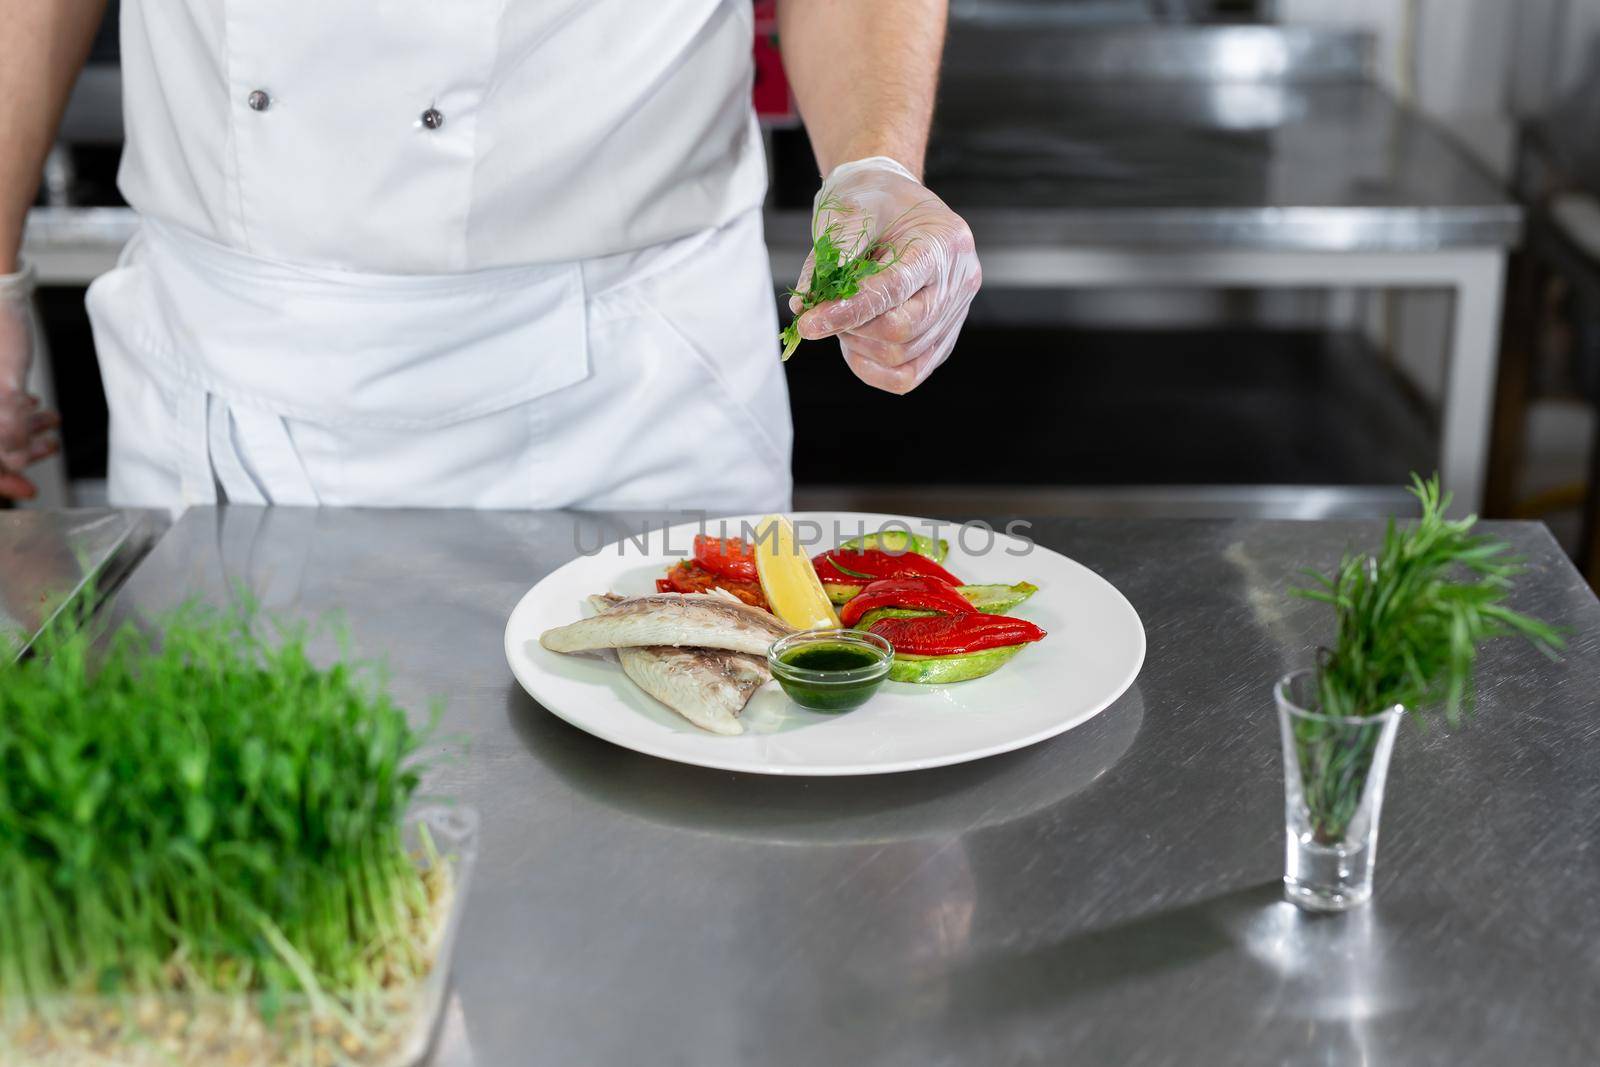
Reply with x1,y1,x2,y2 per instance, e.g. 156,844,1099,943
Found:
783,645,879,672
775,642,887,714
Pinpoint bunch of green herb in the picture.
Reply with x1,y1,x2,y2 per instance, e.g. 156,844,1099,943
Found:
0,600,442,1047
780,196,897,361
1290,474,1562,840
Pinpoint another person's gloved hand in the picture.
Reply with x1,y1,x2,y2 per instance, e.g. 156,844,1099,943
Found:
788,157,980,394
0,264,62,500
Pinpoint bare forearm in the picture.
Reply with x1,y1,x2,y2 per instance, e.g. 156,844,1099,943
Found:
775,0,945,178
0,0,105,273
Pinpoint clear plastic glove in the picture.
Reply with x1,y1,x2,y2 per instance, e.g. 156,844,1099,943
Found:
788,156,980,394
0,264,62,500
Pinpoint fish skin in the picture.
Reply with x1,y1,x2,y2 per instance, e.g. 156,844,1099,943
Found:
540,592,794,657
574,595,770,735
615,645,769,736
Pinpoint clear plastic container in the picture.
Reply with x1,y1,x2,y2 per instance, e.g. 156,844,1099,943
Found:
1,805,479,1067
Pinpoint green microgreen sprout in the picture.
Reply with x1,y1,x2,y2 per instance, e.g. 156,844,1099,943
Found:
1290,473,1563,841
780,195,900,361
0,597,451,1062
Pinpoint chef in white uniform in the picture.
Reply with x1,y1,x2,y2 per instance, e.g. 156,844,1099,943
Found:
0,1,979,511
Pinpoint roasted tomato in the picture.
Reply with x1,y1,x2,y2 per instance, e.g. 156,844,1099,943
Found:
692,535,759,582
657,560,769,610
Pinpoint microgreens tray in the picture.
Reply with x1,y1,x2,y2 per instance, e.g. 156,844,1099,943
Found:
0,806,478,1067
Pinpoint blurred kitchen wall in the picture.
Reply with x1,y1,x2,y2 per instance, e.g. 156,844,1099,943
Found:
1272,0,1600,547
1276,0,1599,175
1279,0,1597,462
953,1,1600,181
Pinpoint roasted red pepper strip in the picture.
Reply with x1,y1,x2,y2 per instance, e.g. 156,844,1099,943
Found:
693,535,759,582
813,548,961,585
811,553,857,584
839,576,974,628
868,613,1046,656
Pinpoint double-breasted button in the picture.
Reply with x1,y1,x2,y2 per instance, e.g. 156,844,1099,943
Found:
421,108,445,130
247,89,271,112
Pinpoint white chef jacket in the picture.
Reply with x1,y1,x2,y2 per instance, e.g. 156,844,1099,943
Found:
89,0,793,513
118,0,769,273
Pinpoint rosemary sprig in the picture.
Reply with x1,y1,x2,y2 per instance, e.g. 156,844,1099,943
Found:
1296,473,1562,721
1290,473,1562,840
780,195,896,361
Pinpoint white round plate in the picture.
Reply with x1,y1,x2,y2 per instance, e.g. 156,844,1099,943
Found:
504,512,1145,776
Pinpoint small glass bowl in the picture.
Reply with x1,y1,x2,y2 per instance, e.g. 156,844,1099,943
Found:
768,628,894,714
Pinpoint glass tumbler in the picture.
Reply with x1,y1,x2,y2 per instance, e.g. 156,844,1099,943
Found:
1277,669,1403,913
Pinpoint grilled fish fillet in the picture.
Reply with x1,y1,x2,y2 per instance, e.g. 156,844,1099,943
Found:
540,591,794,657
578,595,769,735
615,645,769,735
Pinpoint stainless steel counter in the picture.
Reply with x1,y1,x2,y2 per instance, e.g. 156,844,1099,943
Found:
99,506,1600,1065
766,79,1520,254
22,206,138,285
760,26,1518,257
0,506,164,658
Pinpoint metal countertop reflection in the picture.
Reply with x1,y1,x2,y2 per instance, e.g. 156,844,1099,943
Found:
101,507,1600,1065
769,27,1520,253
929,80,1519,250
0,507,165,658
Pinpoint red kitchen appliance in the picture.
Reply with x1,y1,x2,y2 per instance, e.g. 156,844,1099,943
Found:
753,1,797,125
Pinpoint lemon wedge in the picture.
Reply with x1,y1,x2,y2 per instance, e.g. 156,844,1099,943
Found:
753,515,842,630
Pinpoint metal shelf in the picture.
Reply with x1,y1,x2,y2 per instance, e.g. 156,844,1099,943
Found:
786,326,1436,518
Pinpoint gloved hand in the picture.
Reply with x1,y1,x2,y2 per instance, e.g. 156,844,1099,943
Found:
788,156,980,394
0,264,62,500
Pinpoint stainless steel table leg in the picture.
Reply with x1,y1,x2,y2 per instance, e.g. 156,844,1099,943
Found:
1437,251,1507,516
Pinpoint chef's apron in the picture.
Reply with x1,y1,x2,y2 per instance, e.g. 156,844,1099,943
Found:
90,0,790,512
86,209,792,511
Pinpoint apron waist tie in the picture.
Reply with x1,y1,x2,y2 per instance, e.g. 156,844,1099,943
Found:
206,395,319,506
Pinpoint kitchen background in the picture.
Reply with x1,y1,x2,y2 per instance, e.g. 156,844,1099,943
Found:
17,0,1600,586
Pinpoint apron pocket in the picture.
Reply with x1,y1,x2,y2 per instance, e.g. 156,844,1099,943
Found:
634,299,788,472
141,220,591,431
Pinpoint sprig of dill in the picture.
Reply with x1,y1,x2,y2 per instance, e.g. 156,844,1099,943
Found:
1289,473,1562,839
780,196,895,361
0,599,439,1024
